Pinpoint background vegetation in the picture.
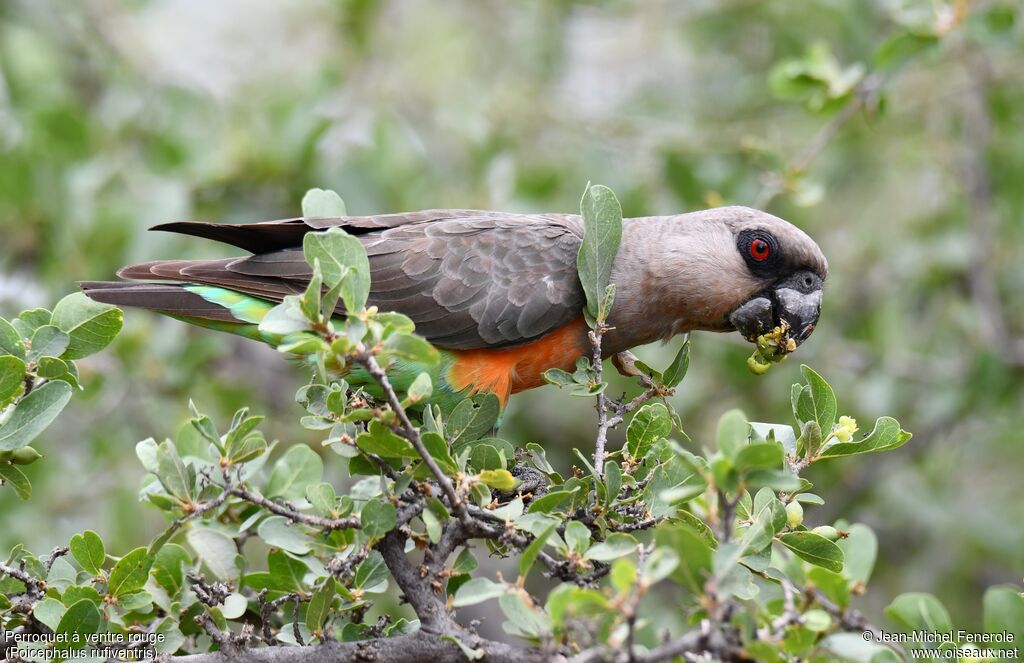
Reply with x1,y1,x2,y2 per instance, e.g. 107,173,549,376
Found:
0,0,1021,638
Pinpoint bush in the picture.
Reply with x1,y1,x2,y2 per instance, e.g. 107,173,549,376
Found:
0,188,1020,663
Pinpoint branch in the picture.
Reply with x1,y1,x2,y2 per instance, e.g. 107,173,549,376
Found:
0,563,44,600
357,352,469,523
377,530,452,634
589,324,611,476
174,630,533,663
570,621,751,663
224,485,360,531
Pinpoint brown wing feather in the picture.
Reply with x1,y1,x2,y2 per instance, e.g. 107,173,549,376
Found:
112,211,586,350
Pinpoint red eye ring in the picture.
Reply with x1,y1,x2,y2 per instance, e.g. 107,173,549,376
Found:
750,238,771,261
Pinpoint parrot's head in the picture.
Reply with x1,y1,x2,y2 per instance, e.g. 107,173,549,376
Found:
719,207,828,347
601,206,828,354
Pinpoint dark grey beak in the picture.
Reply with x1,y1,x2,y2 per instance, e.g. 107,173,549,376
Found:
729,271,823,346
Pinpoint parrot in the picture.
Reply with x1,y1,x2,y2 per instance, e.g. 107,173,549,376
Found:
81,206,827,409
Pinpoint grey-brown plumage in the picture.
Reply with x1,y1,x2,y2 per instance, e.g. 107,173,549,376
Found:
83,206,827,363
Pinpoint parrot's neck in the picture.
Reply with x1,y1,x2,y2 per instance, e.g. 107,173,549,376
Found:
601,213,757,354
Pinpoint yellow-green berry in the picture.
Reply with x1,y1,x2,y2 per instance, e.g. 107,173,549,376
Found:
10,447,43,465
786,501,804,528
811,525,840,541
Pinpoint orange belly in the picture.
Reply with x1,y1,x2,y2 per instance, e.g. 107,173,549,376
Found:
445,318,589,406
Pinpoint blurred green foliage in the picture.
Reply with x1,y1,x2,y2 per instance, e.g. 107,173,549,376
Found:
1,0,1022,635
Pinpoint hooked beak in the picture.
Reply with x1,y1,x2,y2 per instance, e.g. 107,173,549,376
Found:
728,271,823,347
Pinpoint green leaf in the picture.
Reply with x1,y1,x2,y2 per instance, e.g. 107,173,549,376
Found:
734,442,783,474
13,308,52,337
107,547,153,597
837,524,877,585
256,518,311,553
527,489,578,514
626,403,671,460
662,338,690,388
519,523,557,579
452,577,508,607
361,500,397,541
610,558,637,594
56,599,101,650
820,633,900,663
500,592,551,638
796,366,837,435
27,325,69,361
642,548,679,585
266,444,324,501
305,579,336,636
301,188,347,217
884,593,953,631
152,544,191,596
354,552,390,593
33,597,66,631
118,590,153,612
306,482,337,518
155,617,186,654
577,183,623,323
188,526,244,576
382,333,439,366
156,439,194,503
817,417,912,458
50,292,123,360
69,530,105,575
468,444,504,472
478,469,516,492
983,586,1024,647
808,566,851,610
35,356,79,388
267,550,308,592
61,585,102,607
603,459,621,507
303,227,370,313
440,635,485,661
420,431,458,475
46,557,77,592
778,532,844,573
260,298,310,336
0,355,25,406
447,393,500,446
0,463,31,499
585,533,637,562
874,32,939,72
716,409,749,458
357,420,416,459
0,317,26,360
0,380,73,451
219,592,247,619
407,372,433,404
563,521,590,554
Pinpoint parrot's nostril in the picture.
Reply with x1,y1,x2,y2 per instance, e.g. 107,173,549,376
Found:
803,275,814,289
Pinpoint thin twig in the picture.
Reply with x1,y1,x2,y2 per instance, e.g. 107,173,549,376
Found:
225,485,360,531
358,353,469,523
589,324,611,476
0,563,44,600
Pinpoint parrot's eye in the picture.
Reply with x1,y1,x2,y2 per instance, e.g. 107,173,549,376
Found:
750,238,770,261
737,229,780,273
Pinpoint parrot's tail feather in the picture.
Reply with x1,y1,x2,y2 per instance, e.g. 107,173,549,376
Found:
80,282,240,322
150,220,310,254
